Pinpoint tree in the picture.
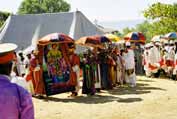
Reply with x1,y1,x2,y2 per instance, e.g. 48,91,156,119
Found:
18,0,70,14
143,2,177,35
135,21,154,42
122,27,135,36
0,11,11,27
121,2,177,42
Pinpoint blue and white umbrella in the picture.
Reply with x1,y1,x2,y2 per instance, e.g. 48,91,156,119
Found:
165,32,177,39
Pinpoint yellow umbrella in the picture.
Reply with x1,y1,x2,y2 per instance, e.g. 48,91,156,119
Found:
105,34,120,42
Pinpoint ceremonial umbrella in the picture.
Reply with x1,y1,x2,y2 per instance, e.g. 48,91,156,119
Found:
75,35,111,49
38,32,76,81
105,34,120,42
38,33,74,45
151,35,163,42
165,32,177,40
124,32,146,44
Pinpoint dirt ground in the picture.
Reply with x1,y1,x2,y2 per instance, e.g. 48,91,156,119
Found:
33,76,177,119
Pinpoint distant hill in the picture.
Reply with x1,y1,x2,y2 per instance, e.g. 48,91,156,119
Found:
98,19,144,31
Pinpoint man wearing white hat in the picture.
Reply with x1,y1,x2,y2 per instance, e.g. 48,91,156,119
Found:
173,46,177,80
143,43,153,77
161,40,169,73
166,40,175,77
0,43,34,119
123,42,136,87
16,51,26,77
148,41,161,77
172,41,177,80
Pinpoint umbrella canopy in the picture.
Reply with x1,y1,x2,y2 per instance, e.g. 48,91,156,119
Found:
105,34,120,42
115,39,125,44
124,32,146,44
75,35,110,48
165,32,177,40
38,33,74,45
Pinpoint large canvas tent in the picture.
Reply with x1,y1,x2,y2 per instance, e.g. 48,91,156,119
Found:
0,11,104,50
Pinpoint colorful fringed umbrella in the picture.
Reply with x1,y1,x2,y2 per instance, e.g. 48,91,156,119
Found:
75,35,110,48
124,32,146,44
38,33,74,45
165,32,177,40
105,34,120,42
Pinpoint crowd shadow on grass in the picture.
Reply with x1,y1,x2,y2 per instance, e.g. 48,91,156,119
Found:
108,82,166,96
43,94,143,104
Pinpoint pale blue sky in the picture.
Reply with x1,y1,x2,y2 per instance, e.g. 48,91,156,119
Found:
0,0,176,22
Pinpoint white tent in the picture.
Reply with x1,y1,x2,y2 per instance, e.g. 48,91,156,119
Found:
0,11,104,50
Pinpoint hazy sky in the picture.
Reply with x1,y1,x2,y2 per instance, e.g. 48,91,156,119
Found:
0,0,176,22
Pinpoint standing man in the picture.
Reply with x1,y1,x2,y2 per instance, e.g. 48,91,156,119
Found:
124,42,136,87
24,53,35,95
16,51,26,77
148,41,161,77
115,47,125,86
166,40,175,78
0,43,34,119
143,43,153,77
69,43,80,97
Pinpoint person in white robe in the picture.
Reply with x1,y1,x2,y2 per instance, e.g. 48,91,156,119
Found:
172,41,177,80
124,42,136,87
173,51,177,80
148,41,161,76
16,51,26,77
143,43,153,77
161,40,168,73
166,40,175,77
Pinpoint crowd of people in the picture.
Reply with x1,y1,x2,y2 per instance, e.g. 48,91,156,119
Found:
1,38,177,119
11,50,45,98
74,41,137,96
8,38,177,99
143,39,177,79
7,41,139,98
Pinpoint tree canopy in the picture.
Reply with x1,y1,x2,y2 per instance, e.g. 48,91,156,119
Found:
122,2,177,42
18,0,70,14
143,2,177,35
0,11,11,27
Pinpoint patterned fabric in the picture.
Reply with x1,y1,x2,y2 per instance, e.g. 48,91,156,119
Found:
47,49,62,59
82,64,95,95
